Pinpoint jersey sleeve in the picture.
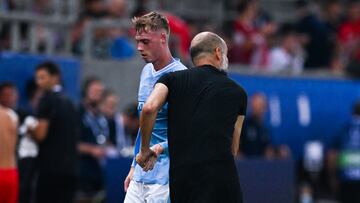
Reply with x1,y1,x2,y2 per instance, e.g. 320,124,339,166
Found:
131,131,141,167
238,88,248,116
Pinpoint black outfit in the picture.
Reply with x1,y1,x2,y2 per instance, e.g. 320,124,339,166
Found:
240,115,271,157
107,117,117,146
35,90,79,203
157,65,247,203
78,105,108,195
296,14,335,68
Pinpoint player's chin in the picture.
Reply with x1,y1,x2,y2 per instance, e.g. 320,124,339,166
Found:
143,58,152,63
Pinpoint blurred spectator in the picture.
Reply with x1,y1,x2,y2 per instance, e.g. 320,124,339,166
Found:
107,0,127,19
28,61,79,203
338,0,360,77
164,12,191,62
268,23,305,74
250,16,277,70
82,0,107,18
295,0,341,69
72,0,107,55
121,103,139,145
106,0,135,60
327,101,360,203
239,93,275,159
324,0,344,32
228,0,261,64
17,80,42,203
99,90,133,152
77,77,108,201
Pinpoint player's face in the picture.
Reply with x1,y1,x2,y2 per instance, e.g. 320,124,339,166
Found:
135,30,163,63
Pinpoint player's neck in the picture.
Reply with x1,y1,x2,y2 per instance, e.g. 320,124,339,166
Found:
153,49,173,71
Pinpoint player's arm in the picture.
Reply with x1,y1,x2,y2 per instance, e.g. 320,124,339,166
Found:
136,83,168,170
232,115,245,156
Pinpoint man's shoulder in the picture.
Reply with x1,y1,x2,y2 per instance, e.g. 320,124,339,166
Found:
225,77,247,97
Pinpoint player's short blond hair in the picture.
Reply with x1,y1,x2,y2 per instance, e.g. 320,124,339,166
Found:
132,11,170,35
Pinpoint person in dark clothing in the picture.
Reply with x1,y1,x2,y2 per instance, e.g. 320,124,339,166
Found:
240,92,274,158
136,32,247,203
327,101,360,203
78,77,108,199
295,0,338,69
28,61,79,203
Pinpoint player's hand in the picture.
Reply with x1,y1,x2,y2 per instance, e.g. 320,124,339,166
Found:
151,144,164,156
124,167,134,192
136,148,157,171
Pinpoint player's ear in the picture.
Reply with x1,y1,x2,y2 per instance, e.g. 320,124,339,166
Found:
160,32,167,44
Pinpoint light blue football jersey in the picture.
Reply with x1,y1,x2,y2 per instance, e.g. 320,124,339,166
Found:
132,58,187,184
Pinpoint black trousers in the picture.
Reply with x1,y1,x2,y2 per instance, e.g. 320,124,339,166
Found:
339,181,360,203
18,158,37,203
36,172,76,203
170,160,243,203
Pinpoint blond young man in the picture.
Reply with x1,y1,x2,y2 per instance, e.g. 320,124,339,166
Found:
123,12,186,203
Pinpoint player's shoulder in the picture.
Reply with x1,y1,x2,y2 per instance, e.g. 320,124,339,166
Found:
171,58,187,71
141,63,153,73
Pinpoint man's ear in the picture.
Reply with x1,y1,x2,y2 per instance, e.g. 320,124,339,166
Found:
215,47,222,61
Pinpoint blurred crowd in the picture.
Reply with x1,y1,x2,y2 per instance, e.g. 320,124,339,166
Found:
0,62,138,203
1,0,360,76
223,0,360,76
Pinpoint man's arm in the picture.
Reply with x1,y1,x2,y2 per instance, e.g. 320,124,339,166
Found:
232,115,245,156
136,83,169,170
29,119,49,143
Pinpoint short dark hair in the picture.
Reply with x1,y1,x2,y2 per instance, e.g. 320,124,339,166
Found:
237,0,256,14
123,103,138,119
35,61,61,77
81,76,103,98
0,81,16,95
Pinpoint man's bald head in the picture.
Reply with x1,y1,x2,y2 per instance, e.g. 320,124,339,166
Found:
189,32,228,70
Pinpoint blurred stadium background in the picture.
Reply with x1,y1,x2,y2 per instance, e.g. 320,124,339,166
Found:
1,0,360,203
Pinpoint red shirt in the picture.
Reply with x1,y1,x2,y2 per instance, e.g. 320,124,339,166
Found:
338,19,360,60
229,20,260,64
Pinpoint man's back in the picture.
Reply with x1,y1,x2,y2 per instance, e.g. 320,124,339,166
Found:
0,106,18,168
158,65,247,169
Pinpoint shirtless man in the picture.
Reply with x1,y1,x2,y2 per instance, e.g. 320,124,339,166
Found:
0,104,19,203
